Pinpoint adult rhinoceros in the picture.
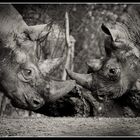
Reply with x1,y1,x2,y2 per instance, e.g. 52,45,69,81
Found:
0,4,76,111
66,5,140,117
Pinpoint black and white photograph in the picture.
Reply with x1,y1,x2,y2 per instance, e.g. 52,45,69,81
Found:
0,2,140,137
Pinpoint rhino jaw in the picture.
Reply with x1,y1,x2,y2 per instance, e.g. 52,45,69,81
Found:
48,79,76,102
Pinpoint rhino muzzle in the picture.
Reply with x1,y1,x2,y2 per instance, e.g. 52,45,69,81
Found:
10,79,76,110
23,94,45,110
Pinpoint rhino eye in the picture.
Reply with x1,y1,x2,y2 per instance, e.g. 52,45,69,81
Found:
109,68,116,75
18,68,33,82
23,69,32,77
21,68,33,81
108,67,120,80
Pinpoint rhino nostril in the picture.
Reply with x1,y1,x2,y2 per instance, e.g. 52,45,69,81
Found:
33,99,40,106
30,97,45,109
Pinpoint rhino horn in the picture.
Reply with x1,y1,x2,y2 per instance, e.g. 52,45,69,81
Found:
26,24,52,41
39,56,65,75
49,79,76,101
66,69,92,90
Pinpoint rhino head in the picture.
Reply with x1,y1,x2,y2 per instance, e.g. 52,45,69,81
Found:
66,6,140,101
0,4,76,110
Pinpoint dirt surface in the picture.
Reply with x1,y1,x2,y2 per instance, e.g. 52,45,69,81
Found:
0,117,140,137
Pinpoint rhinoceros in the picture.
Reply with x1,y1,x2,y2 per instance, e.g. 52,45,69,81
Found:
66,5,140,116
0,4,76,111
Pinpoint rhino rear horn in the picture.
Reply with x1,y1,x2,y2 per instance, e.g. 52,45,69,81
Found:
25,24,52,41
39,56,65,75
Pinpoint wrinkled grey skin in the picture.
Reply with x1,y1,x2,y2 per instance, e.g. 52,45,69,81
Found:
0,4,76,111
66,6,140,102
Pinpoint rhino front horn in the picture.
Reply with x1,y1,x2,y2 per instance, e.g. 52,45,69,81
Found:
49,79,76,101
66,69,92,90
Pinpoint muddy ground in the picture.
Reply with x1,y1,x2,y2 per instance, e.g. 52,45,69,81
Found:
0,117,140,137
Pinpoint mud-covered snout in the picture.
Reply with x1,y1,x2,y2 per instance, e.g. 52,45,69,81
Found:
11,79,76,110
24,94,45,110
1,53,76,111
10,92,45,110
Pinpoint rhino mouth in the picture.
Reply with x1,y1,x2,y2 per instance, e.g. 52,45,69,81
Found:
97,90,123,101
11,93,45,110
97,95,105,101
97,94,114,101
14,80,76,110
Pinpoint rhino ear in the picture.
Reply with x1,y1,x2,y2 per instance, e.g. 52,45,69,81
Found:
101,23,127,42
25,24,51,41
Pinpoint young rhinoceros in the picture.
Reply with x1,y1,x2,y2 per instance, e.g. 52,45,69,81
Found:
0,4,76,111
66,5,140,116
